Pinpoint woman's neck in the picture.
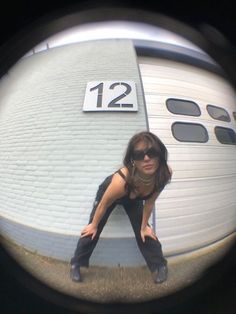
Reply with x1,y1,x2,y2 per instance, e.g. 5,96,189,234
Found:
135,171,155,186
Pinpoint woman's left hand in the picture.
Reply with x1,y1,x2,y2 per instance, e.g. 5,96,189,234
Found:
140,226,158,242
81,223,98,240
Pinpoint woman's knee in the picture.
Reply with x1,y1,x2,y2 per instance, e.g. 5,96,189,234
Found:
137,235,161,247
78,235,95,249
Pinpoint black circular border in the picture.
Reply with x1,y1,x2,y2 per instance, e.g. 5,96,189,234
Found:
1,2,236,314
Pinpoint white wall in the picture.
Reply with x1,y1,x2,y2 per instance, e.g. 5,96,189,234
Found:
0,39,147,240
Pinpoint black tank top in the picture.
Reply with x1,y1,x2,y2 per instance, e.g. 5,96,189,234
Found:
115,169,156,201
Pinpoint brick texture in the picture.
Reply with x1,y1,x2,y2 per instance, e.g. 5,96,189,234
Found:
0,39,147,264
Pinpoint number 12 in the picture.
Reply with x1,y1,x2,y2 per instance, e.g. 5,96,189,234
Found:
90,82,133,108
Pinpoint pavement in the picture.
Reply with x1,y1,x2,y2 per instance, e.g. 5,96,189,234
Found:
1,233,235,307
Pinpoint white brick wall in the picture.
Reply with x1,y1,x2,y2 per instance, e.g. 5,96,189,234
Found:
0,39,147,238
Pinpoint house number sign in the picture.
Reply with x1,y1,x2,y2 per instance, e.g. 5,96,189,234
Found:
83,81,138,112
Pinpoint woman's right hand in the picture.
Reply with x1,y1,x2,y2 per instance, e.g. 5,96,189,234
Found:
80,223,98,240
140,225,158,243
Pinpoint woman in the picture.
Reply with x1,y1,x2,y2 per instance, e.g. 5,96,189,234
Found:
70,131,172,284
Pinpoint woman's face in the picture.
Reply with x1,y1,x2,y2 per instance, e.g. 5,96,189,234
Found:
132,140,159,176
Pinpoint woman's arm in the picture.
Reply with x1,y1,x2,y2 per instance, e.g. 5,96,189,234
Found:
81,172,126,239
140,165,173,242
141,191,159,229
140,191,159,242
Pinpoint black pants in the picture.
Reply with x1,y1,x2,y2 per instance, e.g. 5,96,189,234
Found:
70,175,167,273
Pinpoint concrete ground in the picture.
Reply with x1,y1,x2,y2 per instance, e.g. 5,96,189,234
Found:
1,233,235,304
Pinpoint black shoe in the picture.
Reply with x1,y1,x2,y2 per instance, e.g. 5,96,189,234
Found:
70,264,82,282
152,265,168,284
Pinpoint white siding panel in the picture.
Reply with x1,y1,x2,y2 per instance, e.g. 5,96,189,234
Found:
139,57,236,255
162,220,236,252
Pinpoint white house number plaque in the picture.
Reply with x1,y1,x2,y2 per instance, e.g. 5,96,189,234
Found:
83,81,138,112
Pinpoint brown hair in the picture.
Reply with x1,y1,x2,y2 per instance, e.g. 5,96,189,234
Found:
123,131,172,195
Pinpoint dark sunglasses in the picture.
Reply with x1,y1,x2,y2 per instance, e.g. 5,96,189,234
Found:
132,147,160,161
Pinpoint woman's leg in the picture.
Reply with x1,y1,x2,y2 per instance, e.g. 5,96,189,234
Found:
123,200,167,273
70,176,116,268
70,202,116,267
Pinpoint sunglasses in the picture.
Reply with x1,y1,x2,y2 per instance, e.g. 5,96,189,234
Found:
132,147,160,161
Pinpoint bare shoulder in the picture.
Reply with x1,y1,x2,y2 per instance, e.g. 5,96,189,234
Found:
112,167,128,185
119,166,129,177
108,167,129,195
102,170,127,202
